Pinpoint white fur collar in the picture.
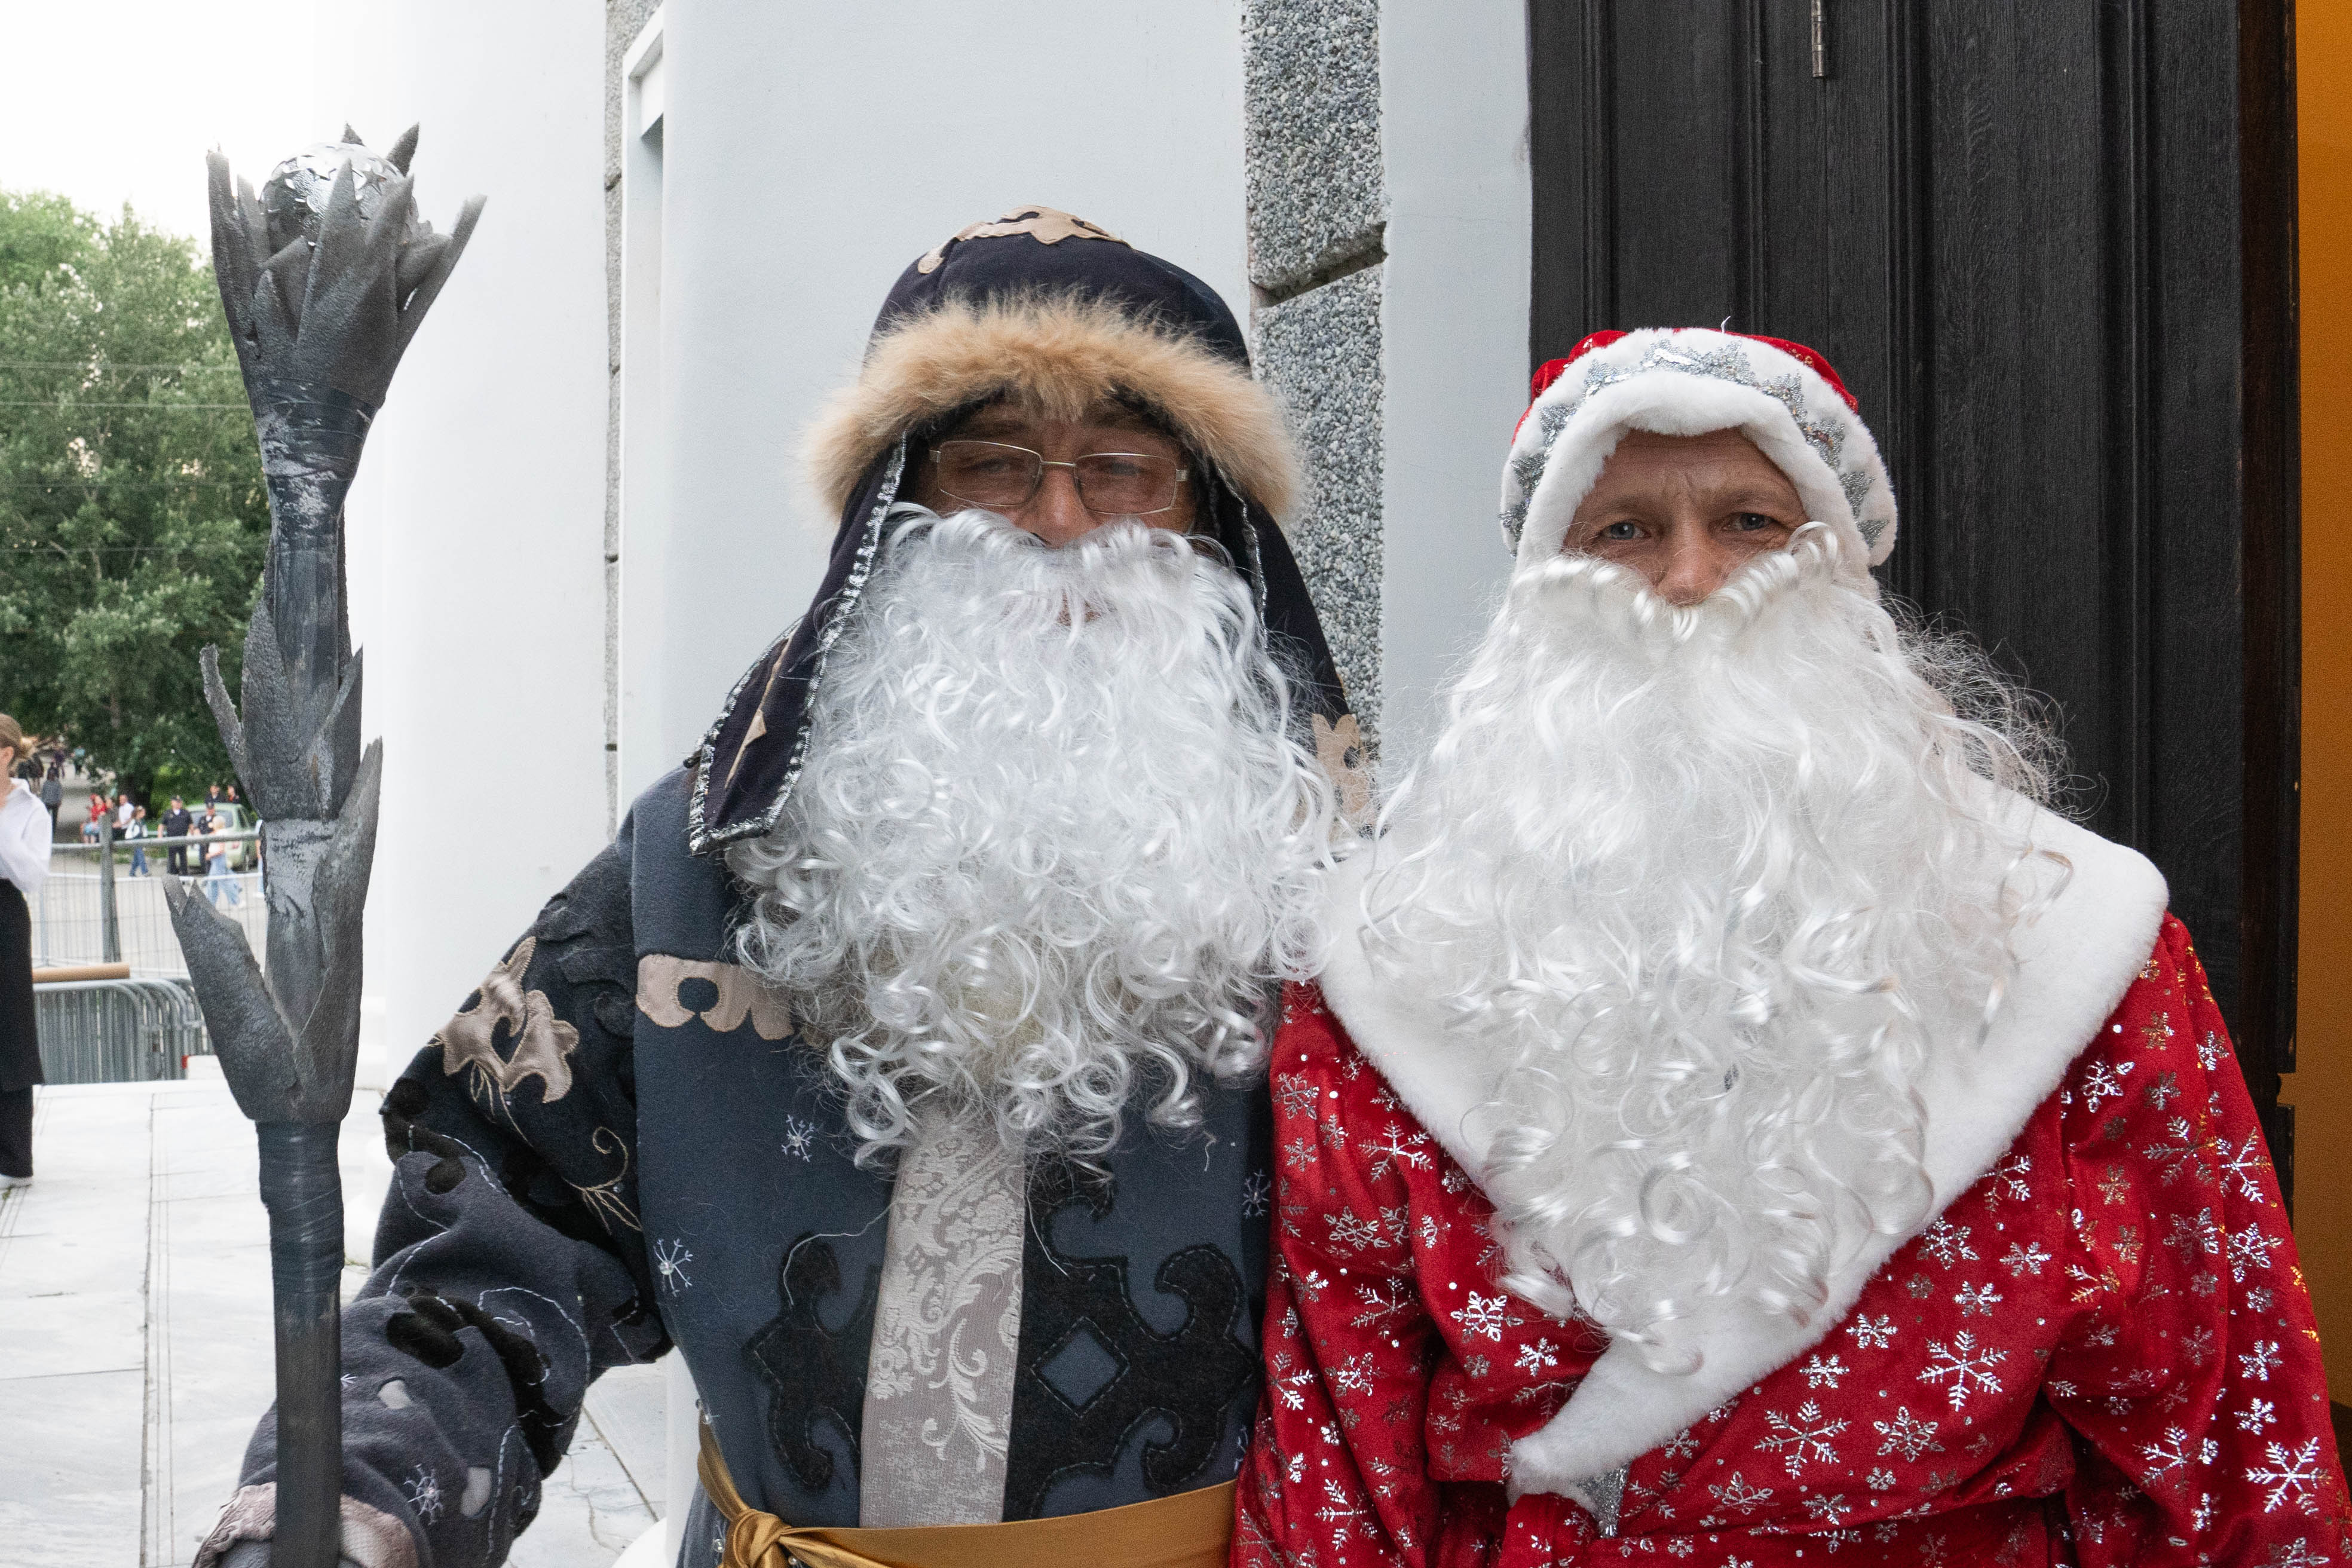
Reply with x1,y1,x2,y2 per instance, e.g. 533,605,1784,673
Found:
1315,800,2166,1499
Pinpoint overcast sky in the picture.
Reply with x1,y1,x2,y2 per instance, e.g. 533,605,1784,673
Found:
0,0,332,246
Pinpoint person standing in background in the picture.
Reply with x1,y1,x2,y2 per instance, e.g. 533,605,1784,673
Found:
163,797,192,876
114,793,134,835
81,791,104,845
201,811,240,907
38,760,60,832
0,714,48,1191
203,783,220,814
127,807,150,877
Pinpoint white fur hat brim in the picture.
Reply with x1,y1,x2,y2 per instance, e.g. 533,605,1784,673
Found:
1500,329,1898,590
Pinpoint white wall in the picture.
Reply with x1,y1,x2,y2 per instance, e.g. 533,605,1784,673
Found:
314,0,612,1079
293,0,1522,1077
1377,0,1531,762
645,0,1252,782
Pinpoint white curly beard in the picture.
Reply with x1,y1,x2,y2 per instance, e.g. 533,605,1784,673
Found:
728,509,1334,1163
1363,528,2059,1370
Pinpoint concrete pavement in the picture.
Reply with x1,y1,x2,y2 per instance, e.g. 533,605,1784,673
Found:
0,1074,666,1566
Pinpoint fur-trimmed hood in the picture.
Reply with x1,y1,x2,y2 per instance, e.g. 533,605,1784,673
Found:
806,293,1299,521
687,207,1349,856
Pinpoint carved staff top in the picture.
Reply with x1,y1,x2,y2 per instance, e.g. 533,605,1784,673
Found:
182,127,481,1126
206,127,482,822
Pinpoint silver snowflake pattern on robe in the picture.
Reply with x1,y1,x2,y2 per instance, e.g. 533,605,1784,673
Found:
1235,947,2350,1568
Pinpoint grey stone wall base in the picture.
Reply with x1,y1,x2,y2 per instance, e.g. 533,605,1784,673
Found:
1255,266,1385,747
1242,0,1385,298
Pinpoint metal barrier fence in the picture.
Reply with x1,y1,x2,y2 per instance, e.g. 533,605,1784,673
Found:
35,831,264,974
34,975,210,1085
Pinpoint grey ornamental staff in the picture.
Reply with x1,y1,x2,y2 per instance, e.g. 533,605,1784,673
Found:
165,125,482,1568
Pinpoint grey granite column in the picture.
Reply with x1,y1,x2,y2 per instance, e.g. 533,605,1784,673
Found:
1244,0,1388,751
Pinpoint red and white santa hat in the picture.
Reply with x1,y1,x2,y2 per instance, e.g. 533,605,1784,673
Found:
1499,327,1897,590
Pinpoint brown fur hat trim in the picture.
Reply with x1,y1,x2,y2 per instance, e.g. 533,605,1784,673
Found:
804,292,1299,518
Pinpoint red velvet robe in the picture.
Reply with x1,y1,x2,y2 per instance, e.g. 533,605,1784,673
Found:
1235,917,2350,1566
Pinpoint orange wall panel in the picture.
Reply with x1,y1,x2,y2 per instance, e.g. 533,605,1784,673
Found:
2294,0,2352,1399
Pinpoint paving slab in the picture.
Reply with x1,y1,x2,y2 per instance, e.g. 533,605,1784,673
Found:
0,1077,667,1566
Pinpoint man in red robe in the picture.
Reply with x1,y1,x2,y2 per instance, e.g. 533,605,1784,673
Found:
1237,329,2350,1567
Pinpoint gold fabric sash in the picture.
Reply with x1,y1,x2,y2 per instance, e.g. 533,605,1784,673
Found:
696,1424,1235,1568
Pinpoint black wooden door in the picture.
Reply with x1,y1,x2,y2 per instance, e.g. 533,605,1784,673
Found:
1527,0,2299,1192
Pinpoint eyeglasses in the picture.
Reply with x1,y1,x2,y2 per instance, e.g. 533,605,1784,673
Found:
931,440,1190,516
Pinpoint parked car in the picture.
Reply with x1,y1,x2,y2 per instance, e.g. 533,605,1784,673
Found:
196,804,261,873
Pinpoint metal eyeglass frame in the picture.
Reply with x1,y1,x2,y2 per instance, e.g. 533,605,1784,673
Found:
930,439,1192,516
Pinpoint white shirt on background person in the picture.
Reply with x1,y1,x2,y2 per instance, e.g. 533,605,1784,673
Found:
0,780,51,901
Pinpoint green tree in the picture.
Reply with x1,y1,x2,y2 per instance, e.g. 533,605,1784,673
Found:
0,188,269,809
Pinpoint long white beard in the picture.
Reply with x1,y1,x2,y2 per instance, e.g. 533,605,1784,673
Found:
1364,528,2060,1370
728,509,1334,1163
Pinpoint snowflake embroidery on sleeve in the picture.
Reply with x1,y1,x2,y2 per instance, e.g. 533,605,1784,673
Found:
1328,1352,1380,1397
1364,1125,1435,1178
1917,1332,2007,1410
1450,1291,1525,1342
779,1116,818,1161
654,1238,693,1294
1866,1467,1898,1492
1241,1169,1272,1217
1282,1138,1318,1173
1848,1314,1897,1350
2163,1208,2223,1263
403,1463,446,1524
2237,1399,2278,1433
1271,1361,1316,1411
1708,1472,1774,1515
2082,1059,2133,1110
1799,1353,1848,1389
1873,1407,1944,1461
2001,1241,2052,1278
2227,1223,2279,1281
1325,1209,1379,1252
2139,1425,2221,1488
1515,1339,1560,1376
1757,1401,1848,1476
2219,1133,2276,1203
1351,1278,1414,1329
2238,1340,2283,1382
1954,1282,2002,1317
1316,1477,1374,1543
2255,1542,2333,1568
2144,1117,2218,1186
1982,1154,2034,1207
1803,1494,1852,1527
1273,1073,1318,1119
1919,1218,1979,1267
2198,1031,2227,1072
